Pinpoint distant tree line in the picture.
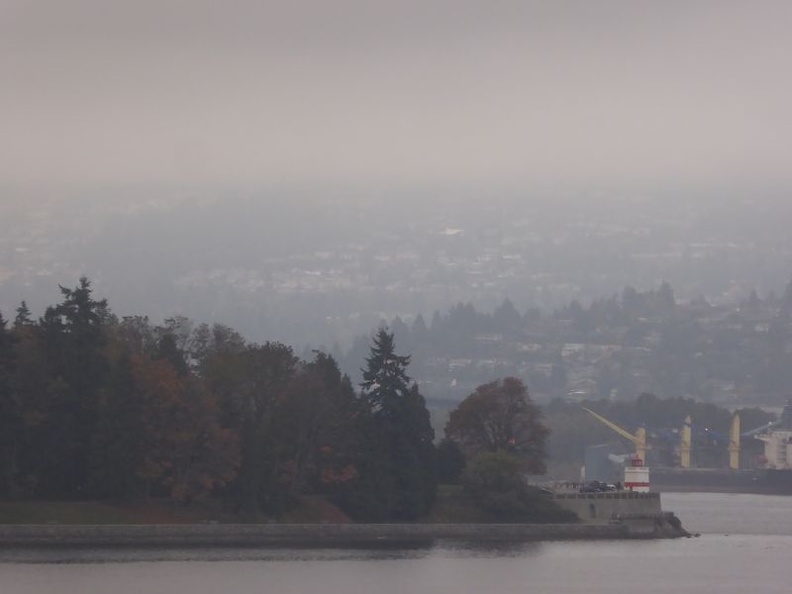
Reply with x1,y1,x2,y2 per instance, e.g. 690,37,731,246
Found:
340,279,792,404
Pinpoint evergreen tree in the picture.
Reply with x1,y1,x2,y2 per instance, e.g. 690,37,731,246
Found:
0,313,20,496
357,328,436,520
13,301,33,328
435,437,466,485
39,277,110,497
361,328,411,414
411,313,428,337
89,353,145,498
492,299,523,337
655,281,676,314
8,308,49,498
155,332,189,376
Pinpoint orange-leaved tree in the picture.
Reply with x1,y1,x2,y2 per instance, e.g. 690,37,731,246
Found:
445,377,548,475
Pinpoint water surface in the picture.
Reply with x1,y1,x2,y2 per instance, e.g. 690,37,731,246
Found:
2,493,790,594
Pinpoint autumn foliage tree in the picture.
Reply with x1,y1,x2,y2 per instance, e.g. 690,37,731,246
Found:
277,352,360,500
445,377,548,475
199,341,297,514
128,354,238,501
445,378,568,522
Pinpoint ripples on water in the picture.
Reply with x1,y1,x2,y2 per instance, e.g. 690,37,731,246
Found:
0,540,543,565
662,492,792,535
2,493,791,594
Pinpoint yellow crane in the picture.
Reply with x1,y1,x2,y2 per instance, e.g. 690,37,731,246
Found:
680,413,741,470
583,407,648,464
728,412,740,470
680,416,692,468
585,409,741,470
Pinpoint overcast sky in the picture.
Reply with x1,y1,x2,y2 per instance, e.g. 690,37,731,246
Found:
2,0,792,194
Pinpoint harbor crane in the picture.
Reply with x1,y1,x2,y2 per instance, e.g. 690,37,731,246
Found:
583,407,647,464
582,407,651,491
586,407,745,470
680,416,692,468
681,413,742,470
729,413,740,470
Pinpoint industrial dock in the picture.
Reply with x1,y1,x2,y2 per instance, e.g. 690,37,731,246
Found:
582,400,792,496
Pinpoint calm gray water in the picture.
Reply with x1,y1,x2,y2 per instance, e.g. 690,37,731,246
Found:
2,493,791,594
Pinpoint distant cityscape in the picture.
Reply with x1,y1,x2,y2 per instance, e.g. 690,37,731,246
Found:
2,189,792,407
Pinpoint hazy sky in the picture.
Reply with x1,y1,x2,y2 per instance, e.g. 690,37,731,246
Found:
3,0,792,192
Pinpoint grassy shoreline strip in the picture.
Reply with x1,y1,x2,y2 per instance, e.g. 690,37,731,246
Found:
0,521,690,548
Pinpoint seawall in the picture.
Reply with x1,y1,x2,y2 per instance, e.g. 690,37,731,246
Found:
551,491,685,538
0,520,684,548
552,491,662,523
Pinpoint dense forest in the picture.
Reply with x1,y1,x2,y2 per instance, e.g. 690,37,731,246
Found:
1,278,779,521
0,278,570,523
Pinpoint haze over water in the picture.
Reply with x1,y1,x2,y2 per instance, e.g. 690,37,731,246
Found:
2,493,790,594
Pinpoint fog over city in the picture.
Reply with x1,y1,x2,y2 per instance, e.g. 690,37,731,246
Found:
2,0,792,372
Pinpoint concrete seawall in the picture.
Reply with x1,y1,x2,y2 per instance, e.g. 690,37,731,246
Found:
551,492,685,538
552,491,662,523
0,519,685,548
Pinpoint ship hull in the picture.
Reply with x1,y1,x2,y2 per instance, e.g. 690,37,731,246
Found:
649,467,792,495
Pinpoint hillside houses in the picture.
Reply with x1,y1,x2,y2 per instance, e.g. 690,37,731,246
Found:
350,283,792,409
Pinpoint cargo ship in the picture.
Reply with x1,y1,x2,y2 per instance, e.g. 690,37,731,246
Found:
648,467,792,495
651,400,792,494
584,401,792,496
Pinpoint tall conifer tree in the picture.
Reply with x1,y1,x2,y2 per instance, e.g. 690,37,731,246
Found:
40,277,110,496
357,328,436,520
0,313,20,496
